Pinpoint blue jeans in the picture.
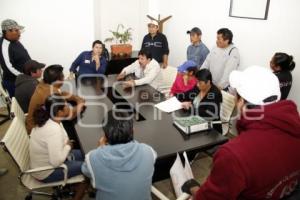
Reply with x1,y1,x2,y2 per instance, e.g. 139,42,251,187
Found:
2,80,15,98
41,150,84,183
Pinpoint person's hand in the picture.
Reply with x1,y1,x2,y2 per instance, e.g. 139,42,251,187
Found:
181,179,200,195
183,74,189,86
67,72,75,80
182,101,192,110
66,140,75,149
117,72,126,81
98,136,107,147
162,62,168,69
76,101,86,113
122,80,135,89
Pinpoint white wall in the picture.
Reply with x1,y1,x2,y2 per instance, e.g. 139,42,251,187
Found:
158,0,300,106
0,0,95,74
1,0,300,107
95,0,149,51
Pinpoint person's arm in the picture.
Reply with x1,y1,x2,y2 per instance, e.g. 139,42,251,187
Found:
175,85,199,102
117,60,139,80
201,51,211,69
134,63,160,86
7,41,30,75
162,35,169,68
69,52,84,73
47,129,72,167
96,56,108,74
199,47,210,67
193,147,246,200
219,48,240,89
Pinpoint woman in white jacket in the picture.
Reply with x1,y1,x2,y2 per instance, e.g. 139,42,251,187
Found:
29,94,86,200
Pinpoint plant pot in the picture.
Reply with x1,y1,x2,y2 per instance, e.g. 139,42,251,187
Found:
111,44,132,58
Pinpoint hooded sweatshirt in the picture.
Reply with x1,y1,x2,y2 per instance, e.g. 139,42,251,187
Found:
14,74,39,113
81,141,156,200
196,100,300,200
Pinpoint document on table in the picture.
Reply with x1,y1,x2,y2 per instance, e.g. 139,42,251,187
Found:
155,97,182,113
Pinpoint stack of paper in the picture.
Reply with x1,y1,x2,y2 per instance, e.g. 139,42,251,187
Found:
155,97,182,113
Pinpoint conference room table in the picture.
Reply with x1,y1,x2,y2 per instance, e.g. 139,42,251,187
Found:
68,75,228,182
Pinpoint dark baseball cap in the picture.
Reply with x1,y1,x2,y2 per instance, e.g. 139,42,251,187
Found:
187,27,202,35
24,60,46,75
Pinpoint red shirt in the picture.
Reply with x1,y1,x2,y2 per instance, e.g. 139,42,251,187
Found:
170,73,197,95
196,100,300,200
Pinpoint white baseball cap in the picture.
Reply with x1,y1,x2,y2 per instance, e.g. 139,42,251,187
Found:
148,20,159,26
229,65,281,105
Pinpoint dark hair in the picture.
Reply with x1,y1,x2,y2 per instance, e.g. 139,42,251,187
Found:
103,110,134,145
217,28,233,44
92,40,103,48
2,30,6,36
273,52,295,71
43,65,64,84
186,67,198,75
195,69,212,83
33,94,66,127
24,66,37,76
138,49,152,60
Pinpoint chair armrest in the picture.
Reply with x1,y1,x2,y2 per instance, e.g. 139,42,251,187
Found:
177,193,190,200
21,164,69,186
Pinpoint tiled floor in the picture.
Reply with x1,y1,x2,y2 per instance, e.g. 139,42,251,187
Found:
0,111,213,200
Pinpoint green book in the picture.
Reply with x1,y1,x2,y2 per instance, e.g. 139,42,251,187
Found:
173,115,209,134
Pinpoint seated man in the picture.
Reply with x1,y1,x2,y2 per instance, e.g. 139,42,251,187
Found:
176,69,222,133
182,66,300,199
82,110,157,200
68,40,108,79
170,60,198,96
116,49,163,89
26,65,85,148
202,28,240,90
15,60,45,113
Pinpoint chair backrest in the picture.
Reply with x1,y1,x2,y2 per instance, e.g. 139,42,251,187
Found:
11,97,25,120
161,66,177,88
220,90,236,135
0,81,11,106
158,66,177,96
0,117,30,172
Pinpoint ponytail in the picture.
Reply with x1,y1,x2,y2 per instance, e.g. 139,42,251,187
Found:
273,52,296,72
33,105,50,127
33,94,66,127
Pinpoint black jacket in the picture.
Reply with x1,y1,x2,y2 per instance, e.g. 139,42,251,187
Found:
14,74,38,113
0,37,31,82
141,33,169,63
274,70,292,100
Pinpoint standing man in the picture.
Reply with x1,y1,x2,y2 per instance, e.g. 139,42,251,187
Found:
0,19,31,97
202,28,239,90
186,27,209,67
141,20,169,68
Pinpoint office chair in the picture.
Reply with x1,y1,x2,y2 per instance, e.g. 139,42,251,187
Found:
0,117,85,200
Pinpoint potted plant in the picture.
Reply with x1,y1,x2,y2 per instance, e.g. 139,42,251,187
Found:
104,24,133,57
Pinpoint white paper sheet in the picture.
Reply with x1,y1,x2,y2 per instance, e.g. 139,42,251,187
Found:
155,97,182,113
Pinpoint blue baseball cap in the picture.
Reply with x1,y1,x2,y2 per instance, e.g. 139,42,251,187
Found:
177,60,198,73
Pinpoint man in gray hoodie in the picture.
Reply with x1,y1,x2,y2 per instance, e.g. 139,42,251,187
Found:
14,60,45,113
81,110,157,200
